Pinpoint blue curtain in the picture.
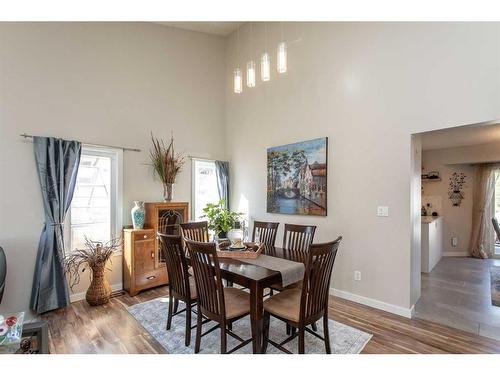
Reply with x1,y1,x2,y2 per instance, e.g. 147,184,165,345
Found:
30,137,81,314
215,160,230,210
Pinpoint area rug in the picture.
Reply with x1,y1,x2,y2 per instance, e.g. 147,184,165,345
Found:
490,266,500,307
127,297,372,354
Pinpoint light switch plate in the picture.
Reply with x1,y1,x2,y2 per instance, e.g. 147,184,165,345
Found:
451,237,458,247
377,206,389,217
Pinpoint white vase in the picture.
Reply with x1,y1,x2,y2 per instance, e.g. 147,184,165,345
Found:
131,201,145,229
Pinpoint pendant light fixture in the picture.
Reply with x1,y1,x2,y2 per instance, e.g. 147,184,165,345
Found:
247,61,256,87
234,68,242,93
277,23,287,74
261,24,270,82
233,27,242,94
247,23,256,88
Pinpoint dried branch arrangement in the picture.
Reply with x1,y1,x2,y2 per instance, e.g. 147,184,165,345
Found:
64,237,121,290
149,133,185,184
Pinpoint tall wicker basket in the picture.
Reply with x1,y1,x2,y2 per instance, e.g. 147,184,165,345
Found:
85,262,111,306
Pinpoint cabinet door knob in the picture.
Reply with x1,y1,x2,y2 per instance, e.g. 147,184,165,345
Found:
144,234,147,239
151,251,154,259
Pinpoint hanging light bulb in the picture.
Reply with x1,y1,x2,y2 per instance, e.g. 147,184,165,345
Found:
233,68,242,94
247,60,256,88
277,42,287,74
261,52,270,82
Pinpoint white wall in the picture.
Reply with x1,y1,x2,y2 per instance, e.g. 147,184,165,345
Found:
0,22,226,318
422,141,500,256
225,22,500,314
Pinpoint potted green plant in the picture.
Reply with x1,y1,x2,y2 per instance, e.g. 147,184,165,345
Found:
202,199,242,239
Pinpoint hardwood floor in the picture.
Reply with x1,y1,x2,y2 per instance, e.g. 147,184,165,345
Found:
42,286,500,354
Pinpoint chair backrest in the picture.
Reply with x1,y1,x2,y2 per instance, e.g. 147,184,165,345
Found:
282,224,317,263
185,239,226,321
493,218,500,242
180,221,210,242
158,234,191,299
252,221,279,246
0,247,5,304
300,237,342,323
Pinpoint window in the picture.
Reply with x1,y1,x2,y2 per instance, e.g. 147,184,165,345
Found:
65,146,122,252
192,159,220,220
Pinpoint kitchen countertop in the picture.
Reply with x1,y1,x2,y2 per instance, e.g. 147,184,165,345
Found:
421,216,441,224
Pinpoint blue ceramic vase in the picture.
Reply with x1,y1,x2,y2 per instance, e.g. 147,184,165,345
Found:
131,201,145,229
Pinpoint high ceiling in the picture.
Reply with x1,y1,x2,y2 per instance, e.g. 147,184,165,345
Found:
420,121,500,150
156,22,243,37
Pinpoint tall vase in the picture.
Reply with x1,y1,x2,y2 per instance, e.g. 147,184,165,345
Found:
86,262,111,306
163,183,174,202
131,201,145,229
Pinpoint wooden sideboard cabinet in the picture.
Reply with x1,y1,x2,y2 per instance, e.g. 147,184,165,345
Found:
123,228,168,296
123,202,189,296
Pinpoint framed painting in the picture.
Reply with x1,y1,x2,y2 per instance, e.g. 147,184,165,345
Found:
267,137,328,216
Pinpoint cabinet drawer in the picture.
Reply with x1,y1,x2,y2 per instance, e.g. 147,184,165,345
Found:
134,231,155,242
135,268,167,289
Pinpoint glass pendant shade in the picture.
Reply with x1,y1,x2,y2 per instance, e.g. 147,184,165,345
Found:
246,60,256,88
233,68,242,94
261,52,270,82
277,42,287,74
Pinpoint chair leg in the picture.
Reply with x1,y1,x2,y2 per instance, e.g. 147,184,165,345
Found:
311,322,318,332
227,321,233,331
298,327,305,354
262,312,270,354
166,293,173,330
185,303,192,347
220,323,227,354
323,312,331,354
173,298,179,314
286,323,291,335
195,311,202,353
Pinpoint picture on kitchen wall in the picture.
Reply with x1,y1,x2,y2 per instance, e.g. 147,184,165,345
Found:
267,137,328,216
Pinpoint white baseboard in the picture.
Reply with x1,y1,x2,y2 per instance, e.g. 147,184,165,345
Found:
442,251,469,257
70,283,123,303
330,288,413,318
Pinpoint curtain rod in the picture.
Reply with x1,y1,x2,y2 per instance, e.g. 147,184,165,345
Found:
20,133,141,152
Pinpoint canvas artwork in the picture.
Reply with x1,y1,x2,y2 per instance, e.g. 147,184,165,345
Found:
267,137,328,216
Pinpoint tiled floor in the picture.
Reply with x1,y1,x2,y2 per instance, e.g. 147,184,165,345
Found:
414,256,500,340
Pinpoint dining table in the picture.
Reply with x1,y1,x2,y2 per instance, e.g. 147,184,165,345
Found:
214,245,303,354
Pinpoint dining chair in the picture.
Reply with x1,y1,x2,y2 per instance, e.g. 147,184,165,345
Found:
270,223,317,295
262,237,342,354
252,221,280,246
158,233,202,346
180,221,210,242
282,223,317,263
185,239,252,354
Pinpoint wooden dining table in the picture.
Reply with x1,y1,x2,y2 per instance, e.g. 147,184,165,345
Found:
215,245,298,354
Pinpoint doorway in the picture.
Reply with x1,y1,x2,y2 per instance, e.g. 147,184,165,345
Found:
411,119,500,340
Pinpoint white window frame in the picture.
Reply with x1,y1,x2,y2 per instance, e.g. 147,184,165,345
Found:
65,145,123,254
191,158,219,221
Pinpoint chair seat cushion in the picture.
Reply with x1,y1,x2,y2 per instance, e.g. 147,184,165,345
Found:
224,287,250,319
264,288,302,323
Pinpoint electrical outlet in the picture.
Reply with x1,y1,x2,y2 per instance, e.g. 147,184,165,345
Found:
451,237,458,247
377,206,389,217
354,271,361,281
